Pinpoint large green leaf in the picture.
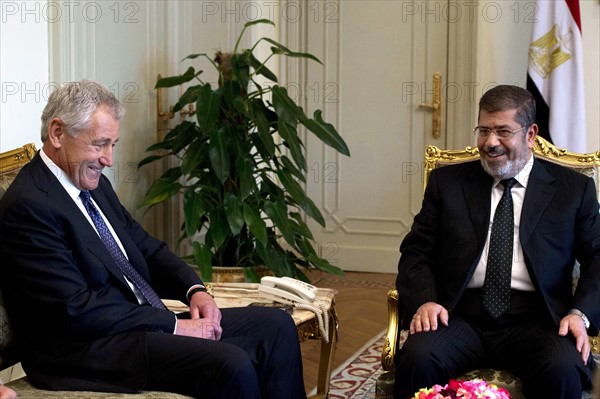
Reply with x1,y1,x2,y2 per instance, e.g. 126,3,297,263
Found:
208,210,229,250
280,155,305,182
232,54,250,89
289,212,314,240
272,86,304,125
243,19,275,28
236,157,255,200
192,242,213,281
296,238,343,275
181,139,206,175
181,53,209,61
138,154,165,169
163,120,200,154
183,189,207,237
251,100,275,156
243,267,261,283
277,168,325,226
263,201,295,245
221,80,243,108
143,140,173,153
243,204,267,245
232,96,249,117
248,52,278,82
275,168,306,204
173,85,201,113
299,195,325,227
277,122,306,172
301,110,350,156
261,37,322,64
137,169,182,208
143,120,197,155
260,172,285,203
155,67,199,88
255,240,290,276
224,193,244,235
307,254,344,275
209,128,230,184
196,83,222,133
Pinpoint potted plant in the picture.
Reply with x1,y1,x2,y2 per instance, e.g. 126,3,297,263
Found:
139,19,350,283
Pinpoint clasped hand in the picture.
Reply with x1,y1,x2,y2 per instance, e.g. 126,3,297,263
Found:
175,291,223,340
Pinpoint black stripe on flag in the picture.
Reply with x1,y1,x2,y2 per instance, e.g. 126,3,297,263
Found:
526,75,552,145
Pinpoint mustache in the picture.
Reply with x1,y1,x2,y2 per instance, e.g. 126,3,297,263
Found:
484,146,505,156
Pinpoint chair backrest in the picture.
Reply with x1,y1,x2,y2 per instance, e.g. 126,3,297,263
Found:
0,143,36,199
0,143,37,370
424,136,600,195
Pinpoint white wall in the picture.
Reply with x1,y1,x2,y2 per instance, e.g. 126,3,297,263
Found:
0,0,48,151
476,0,600,151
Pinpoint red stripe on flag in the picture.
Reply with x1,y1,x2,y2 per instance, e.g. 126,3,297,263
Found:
565,0,581,32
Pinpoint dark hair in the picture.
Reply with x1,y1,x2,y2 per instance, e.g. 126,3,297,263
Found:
478,85,536,128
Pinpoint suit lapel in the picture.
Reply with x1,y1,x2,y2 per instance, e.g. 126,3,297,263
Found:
464,163,494,250
28,154,135,288
520,159,555,245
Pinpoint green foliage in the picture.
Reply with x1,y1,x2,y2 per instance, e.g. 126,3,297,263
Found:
139,20,349,282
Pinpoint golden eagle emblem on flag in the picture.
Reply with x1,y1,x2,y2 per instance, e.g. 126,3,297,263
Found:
528,24,575,79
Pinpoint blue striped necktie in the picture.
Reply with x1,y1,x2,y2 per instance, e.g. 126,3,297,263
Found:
80,190,166,310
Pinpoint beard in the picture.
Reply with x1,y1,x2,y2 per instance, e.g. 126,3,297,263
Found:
480,149,530,180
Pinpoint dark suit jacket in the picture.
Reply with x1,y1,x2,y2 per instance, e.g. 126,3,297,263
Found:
0,153,203,392
397,158,600,335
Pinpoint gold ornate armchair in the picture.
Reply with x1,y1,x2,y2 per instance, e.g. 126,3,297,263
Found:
0,144,192,398
377,136,600,399
0,143,36,195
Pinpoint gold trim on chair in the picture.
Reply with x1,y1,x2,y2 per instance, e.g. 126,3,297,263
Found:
382,289,399,371
424,144,479,191
424,136,600,193
0,143,36,173
0,143,37,194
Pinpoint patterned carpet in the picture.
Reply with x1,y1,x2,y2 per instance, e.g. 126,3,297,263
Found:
327,331,386,399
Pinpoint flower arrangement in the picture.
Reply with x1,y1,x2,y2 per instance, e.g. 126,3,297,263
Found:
412,379,511,399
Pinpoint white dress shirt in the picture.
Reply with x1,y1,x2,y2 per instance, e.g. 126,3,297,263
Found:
467,155,536,291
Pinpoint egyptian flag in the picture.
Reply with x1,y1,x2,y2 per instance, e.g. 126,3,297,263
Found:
526,0,586,153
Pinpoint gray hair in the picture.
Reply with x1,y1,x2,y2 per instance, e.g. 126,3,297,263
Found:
41,80,125,142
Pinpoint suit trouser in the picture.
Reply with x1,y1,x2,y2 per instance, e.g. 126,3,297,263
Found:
394,290,594,399
143,306,306,399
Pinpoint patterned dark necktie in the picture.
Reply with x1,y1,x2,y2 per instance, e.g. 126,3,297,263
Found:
482,178,517,319
80,190,166,310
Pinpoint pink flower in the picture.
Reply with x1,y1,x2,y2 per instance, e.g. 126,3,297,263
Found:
413,379,511,399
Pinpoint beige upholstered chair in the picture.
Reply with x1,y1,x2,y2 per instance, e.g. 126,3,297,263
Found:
0,143,192,398
376,136,599,399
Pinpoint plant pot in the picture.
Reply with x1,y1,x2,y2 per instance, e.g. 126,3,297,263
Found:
210,265,272,283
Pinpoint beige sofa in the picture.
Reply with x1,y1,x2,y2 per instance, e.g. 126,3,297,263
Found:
376,137,600,399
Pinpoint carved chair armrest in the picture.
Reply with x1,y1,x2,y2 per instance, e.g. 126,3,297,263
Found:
591,334,599,358
381,289,399,371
